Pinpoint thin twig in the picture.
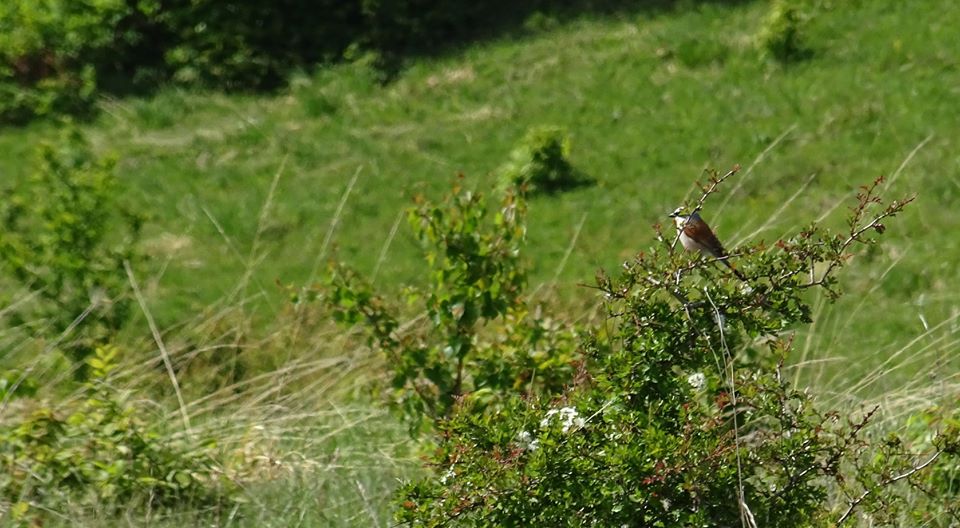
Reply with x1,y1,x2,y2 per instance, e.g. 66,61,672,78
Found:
800,194,915,290
836,450,942,525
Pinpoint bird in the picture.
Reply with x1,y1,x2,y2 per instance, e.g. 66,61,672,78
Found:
668,207,747,281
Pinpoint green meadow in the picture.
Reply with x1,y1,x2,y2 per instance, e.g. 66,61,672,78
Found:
2,0,959,524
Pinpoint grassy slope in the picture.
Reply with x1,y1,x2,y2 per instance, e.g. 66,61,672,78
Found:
2,0,960,524
2,0,957,404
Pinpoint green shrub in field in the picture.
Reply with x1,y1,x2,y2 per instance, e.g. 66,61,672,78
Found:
757,0,812,63
499,126,590,194
393,173,959,525
162,0,515,88
0,0,155,123
322,181,581,432
0,128,141,376
0,346,233,524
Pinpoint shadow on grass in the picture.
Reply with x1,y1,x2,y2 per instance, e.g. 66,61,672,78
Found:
2,0,759,127
529,169,597,197
99,0,762,96
372,0,758,78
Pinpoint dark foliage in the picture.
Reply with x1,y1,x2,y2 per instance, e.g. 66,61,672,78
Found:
0,0,751,123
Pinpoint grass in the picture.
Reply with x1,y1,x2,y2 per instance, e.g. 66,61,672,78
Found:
3,299,421,527
35,407,417,527
2,0,960,524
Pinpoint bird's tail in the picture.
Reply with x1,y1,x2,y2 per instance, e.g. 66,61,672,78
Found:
721,259,748,281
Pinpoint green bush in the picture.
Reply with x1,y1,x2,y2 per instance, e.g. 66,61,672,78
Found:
0,127,141,376
360,1,504,58
390,174,957,525
0,0,361,121
0,346,234,524
499,126,590,194
160,0,362,90
757,0,812,63
672,36,730,68
322,181,581,432
899,406,960,522
0,1,115,122
0,0,170,123
0,0,576,124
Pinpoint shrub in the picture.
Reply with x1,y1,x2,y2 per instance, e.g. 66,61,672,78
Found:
499,126,590,194
0,127,142,376
0,0,356,121
321,180,581,432
391,171,958,526
0,0,597,124
0,346,234,524
160,0,362,90
0,0,155,123
757,0,812,63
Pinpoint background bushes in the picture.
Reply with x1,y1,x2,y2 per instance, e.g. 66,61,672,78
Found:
0,0,654,124
160,0,364,89
0,0,126,122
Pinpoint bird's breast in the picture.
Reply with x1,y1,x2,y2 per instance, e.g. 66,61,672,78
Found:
678,231,706,253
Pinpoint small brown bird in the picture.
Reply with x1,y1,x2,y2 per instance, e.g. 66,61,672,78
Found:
669,207,746,281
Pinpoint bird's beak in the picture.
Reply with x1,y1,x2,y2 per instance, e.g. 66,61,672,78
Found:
667,211,678,218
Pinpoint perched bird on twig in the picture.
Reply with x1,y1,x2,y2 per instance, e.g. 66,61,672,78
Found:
669,207,747,281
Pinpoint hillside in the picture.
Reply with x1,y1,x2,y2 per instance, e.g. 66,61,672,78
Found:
1,0,959,525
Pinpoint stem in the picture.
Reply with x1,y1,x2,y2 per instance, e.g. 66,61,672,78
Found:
836,450,942,526
801,195,915,290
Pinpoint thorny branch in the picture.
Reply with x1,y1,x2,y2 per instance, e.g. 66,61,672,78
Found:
799,176,915,292
836,449,944,526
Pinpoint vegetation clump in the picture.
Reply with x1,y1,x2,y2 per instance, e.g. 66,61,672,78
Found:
323,171,959,526
499,126,591,194
0,127,141,377
323,179,581,432
758,0,812,63
0,346,234,524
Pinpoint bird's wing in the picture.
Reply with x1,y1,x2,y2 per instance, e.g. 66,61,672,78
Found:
683,220,727,258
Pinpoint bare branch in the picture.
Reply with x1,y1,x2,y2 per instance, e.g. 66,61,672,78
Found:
836,449,943,526
800,193,915,290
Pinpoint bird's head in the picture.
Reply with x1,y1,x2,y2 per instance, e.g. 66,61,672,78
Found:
669,207,703,229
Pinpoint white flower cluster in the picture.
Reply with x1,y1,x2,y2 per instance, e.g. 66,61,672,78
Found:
540,406,585,433
516,430,539,452
515,406,587,453
440,464,456,484
686,372,706,391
